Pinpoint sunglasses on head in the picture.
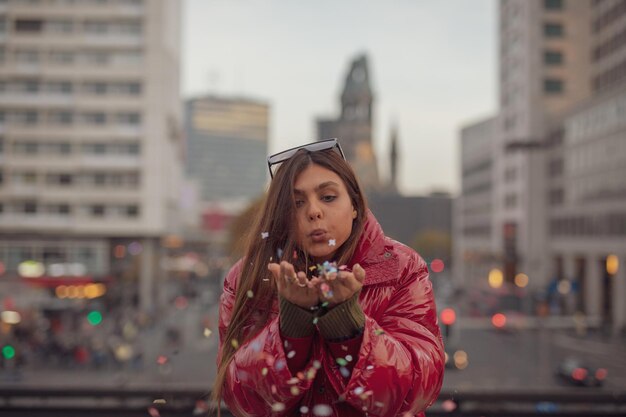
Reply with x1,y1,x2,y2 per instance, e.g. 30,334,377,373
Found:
266,138,345,179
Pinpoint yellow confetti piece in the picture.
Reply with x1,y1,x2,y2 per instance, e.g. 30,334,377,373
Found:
153,399,166,404
290,386,300,395
271,402,285,412
203,328,212,338
231,339,239,349
261,367,268,376
374,328,385,336
246,290,254,298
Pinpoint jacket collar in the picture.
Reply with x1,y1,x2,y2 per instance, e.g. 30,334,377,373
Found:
350,210,399,286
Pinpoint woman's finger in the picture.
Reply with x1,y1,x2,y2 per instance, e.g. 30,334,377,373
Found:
353,264,366,283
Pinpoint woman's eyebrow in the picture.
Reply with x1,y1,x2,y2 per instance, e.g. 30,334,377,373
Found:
293,181,340,195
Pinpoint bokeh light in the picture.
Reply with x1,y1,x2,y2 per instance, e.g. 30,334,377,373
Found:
87,311,103,326
430,259,445,273
492,313,506,328
488,268,503,288
514,273,529,288
606,254,619,275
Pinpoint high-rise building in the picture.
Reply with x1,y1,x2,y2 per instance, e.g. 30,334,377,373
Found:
0,0,183,312
317,54,380,191
455,0,626,332
184,95,269,203
454,116,498,298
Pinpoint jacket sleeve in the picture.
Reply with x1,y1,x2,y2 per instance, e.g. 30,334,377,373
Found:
217,260,321,417
322,253,445,416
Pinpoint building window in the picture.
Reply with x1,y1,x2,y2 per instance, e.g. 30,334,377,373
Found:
126,205,139,217
83,82,107,95
49,111,73,125
24,201,37,214
544,0,563,10
544,78,564,93
117,112,141,125
549,188,564,206
91,205,105,216
49,50,74,65
82,112,106,125
544,23,564,37
544,50,563,65
15,19,43,33
15,49,39,64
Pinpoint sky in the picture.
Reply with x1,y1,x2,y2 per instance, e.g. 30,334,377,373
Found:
181,0,497,196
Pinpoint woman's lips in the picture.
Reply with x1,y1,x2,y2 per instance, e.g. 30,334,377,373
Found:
309,230,328,243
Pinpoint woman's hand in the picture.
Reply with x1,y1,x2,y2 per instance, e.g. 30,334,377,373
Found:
311,263,365,308
268,261,320,309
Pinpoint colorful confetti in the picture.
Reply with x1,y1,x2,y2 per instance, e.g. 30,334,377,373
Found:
366,365,374,370
147,407,160,417
153,399,166,404
271,402,286,412
336,357,348,366
231,339,239,349
203,328,212,338
312,404,333,416
300,406,310,413
261,232,269,239
328,239,336,246
246,290,254,298
287,350,296,359
291,386,300,395
261,367,268,376
345,355,353,362
339,367,350,378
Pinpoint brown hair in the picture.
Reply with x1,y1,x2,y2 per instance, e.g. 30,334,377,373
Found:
211,148,368,412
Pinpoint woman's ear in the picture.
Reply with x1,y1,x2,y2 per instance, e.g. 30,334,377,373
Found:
352,208,357,219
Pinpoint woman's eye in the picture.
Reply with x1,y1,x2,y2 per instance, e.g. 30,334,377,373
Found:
295,200,304,208
322,195,336,202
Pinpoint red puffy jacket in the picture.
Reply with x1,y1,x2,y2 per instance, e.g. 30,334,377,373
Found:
218,211,444,416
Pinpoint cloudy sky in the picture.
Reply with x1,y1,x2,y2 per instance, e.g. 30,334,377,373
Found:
181,0,497,196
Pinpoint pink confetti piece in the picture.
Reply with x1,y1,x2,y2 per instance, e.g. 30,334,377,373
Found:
156,355,168,365
147,407,160,417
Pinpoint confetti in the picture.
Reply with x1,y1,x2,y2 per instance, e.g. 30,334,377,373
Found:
147,407,160,417
374,329,385,336
153,399,166,404
203,328,212,338
246,290,254,298
309,266,317,271
261,232,269,239
261,367,268,376
231,339,239,349
287,377,299,385
366,365,374,370
156,355,168,365
291,386,300,395
339,366,350,378
313,317,319,325
375,401,385,408
277,248,283,259
328,239,336,246
354,387,365,395
287,350,296,359
341,345,348,351
300,406,310,413
345,355,353,362
250,340,262,352
339,264,349,270
275,358,286,371
313,360,322,369
336,357,348,366
271,402,286,412
312,404,333,416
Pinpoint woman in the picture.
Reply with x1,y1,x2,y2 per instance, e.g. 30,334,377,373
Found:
213,139,444,417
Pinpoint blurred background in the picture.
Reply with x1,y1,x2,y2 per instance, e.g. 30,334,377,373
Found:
0,0,625,416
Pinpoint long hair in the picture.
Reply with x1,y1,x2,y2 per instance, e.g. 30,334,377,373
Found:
211,148,368,412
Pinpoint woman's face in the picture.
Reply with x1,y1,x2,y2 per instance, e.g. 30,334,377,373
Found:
293,163,355,263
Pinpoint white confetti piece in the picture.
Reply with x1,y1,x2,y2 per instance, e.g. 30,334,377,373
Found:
300,406,310,413
287,350,296,359
271,402,285,412
328,239,336,246
312,404,333,416
261,232,269,239
246,290,254,298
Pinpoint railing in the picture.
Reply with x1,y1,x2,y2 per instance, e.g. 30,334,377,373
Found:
0,386,625,416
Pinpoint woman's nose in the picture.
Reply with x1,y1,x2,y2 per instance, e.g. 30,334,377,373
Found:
307,202,322,220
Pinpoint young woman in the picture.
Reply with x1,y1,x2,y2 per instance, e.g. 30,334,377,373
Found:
213,139,444,417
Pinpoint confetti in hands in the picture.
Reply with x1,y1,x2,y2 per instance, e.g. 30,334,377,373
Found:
267,260,365,309
310,261,365,308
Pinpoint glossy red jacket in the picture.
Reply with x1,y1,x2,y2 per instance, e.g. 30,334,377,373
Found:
218,211,445,416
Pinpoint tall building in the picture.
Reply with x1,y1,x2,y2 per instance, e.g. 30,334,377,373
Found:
454,117,498,298
455,0,626,331
317,54,380,191
0,0,183,312
184,95,269,203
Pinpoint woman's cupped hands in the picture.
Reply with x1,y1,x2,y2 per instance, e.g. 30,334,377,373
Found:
267,261,365,309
